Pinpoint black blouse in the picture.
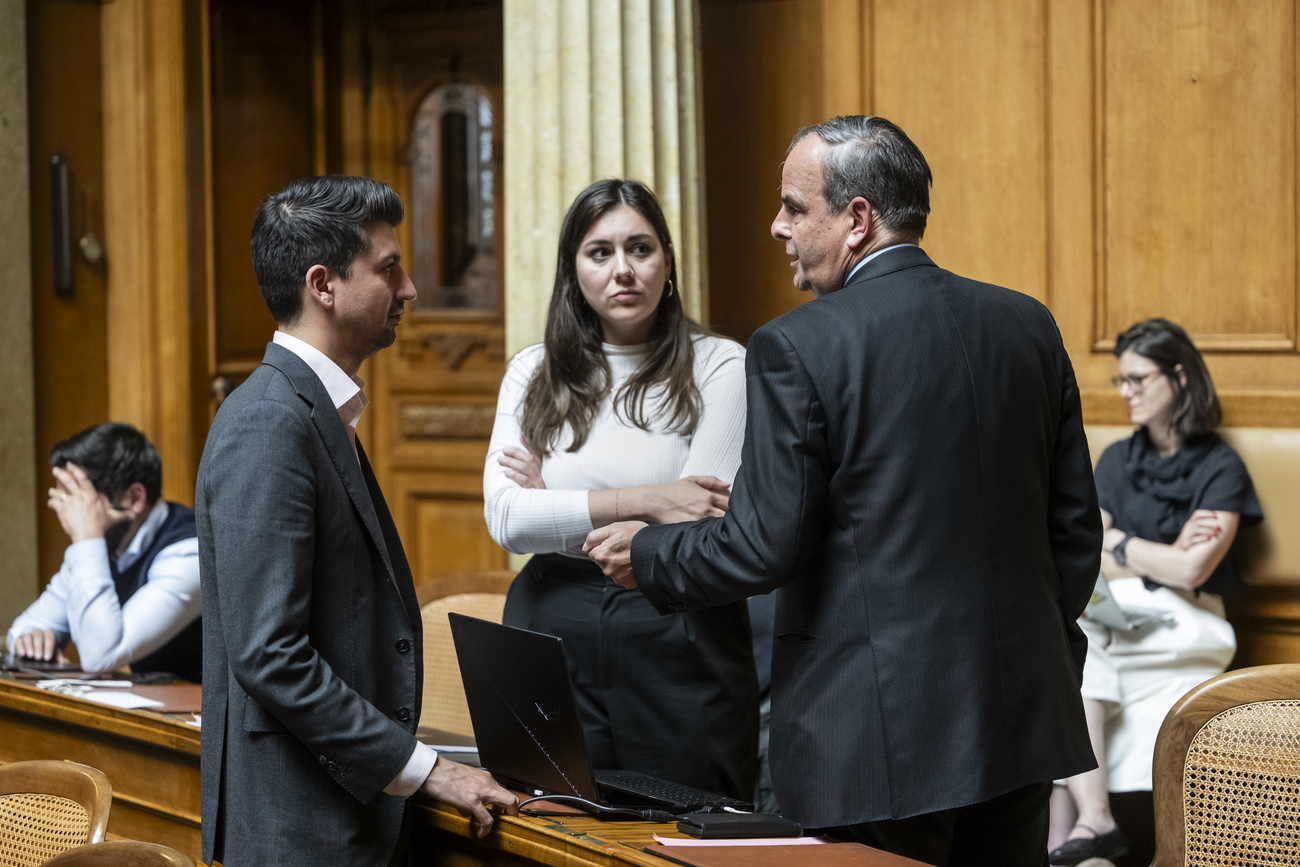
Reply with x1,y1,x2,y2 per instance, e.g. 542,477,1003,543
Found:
1094,429,1263,599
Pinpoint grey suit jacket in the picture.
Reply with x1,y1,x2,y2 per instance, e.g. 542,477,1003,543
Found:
632,247,1101,827
197,342,422,865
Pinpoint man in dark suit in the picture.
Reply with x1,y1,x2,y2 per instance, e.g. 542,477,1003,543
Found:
197,175,515,866
586,117,1102,865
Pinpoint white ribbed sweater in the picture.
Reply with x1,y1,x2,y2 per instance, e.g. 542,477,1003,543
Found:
483,335,747,557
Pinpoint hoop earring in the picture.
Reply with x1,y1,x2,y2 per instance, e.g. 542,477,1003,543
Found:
664,278,676,298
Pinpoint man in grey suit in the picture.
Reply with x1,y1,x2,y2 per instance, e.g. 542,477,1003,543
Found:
197,175,515,865
587,117,1102,865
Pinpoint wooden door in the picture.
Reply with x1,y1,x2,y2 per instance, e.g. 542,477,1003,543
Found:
362,2,510,587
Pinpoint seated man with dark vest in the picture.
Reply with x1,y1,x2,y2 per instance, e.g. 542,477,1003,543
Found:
7,423,201,681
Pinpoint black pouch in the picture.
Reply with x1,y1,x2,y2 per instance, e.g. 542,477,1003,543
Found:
675,811,803,839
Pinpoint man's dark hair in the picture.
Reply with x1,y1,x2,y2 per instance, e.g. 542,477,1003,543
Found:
50,423,162,506
1114,318,1222,438
789,116,933,239
250,175,404,324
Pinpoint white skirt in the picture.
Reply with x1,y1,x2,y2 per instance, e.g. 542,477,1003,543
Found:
1079,577,1237,791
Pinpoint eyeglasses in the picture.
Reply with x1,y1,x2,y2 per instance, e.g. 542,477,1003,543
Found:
1111,370,1161,392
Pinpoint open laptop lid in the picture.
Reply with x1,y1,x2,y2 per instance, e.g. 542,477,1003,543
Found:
448,612,603,801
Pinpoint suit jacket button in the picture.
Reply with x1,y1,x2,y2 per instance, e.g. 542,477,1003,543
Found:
319,755,328,765
395,638,411,654
396,706,411,722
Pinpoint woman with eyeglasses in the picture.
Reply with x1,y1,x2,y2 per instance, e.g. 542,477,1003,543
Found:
482,179,758,801
1048,318,1262,866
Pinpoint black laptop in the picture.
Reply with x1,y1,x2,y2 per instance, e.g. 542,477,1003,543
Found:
447,612,752,813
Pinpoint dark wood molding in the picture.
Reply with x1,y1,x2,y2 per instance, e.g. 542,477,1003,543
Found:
1226,584,1300,669
399,404,495,440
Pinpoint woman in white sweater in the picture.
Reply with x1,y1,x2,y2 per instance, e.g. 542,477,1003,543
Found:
483,179,758,800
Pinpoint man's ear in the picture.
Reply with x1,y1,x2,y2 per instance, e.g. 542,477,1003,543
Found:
119,482,150,520
845,197,874,252
304,263,335,311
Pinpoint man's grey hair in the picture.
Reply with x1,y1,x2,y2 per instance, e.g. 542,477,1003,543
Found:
789,116,933,239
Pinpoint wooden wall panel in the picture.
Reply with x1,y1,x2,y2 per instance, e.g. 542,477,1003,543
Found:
101,0,201,505
27,0,109,586
1058,0,1300,426
700,0,830,343
873,0,1049,305
389,474,506,585
209,0,318,377
701,0,1050,338
702,0,1300,426
1099,0,1295,352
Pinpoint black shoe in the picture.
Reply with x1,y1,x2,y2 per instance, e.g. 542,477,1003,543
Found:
1047,824,1128,866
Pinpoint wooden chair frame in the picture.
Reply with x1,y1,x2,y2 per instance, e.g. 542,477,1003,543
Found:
1151,663,1300,866
43,840,196,866
0,759,113,864
415,569,515,608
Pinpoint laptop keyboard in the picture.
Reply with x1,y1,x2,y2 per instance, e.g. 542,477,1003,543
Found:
595,769,751,808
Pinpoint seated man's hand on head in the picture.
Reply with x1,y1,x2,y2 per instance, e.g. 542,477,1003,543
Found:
48,463,132,545
419,759,518,838
11,628,65,663
584,522,648,589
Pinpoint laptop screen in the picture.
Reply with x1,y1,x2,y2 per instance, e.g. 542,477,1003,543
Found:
448,613,602,800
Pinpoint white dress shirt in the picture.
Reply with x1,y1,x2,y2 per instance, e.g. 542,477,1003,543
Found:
843,242,918,287
6,500,201,674
271,331,437,798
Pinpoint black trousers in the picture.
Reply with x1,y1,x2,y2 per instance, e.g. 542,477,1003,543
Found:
817,781,1053,867
504,553,759,801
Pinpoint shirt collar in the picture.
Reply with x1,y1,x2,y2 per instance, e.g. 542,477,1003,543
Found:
117,499,169,571
843,243,918,287
272,331,369,426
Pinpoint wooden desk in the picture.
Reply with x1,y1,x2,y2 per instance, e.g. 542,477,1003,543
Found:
0,674,201,860
0,678,911,867
410,798,924,867
412,797,691,867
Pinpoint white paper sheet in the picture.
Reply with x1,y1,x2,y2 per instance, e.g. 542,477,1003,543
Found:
82,690,165,709
653,835,830,847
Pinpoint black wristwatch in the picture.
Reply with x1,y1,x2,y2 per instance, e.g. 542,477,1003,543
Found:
1112,533,1134,567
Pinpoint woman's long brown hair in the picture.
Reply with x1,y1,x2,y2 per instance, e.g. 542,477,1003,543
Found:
521,179,704,456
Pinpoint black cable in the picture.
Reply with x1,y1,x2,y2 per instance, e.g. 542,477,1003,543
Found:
516,794,677,823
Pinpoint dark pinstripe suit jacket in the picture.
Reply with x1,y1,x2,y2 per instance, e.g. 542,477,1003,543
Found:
632,246,1101,827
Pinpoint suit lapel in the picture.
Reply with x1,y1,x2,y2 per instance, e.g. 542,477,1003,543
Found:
261,343,395,582
357,439,417,622
312,408,395,581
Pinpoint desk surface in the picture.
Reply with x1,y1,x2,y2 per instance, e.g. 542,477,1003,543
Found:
0,673,201,752
411,797,926,867
0,673,201,859
0,676,914,867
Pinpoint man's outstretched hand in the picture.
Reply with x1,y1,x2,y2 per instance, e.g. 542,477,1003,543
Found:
583,521,648,589
420,758,518,838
